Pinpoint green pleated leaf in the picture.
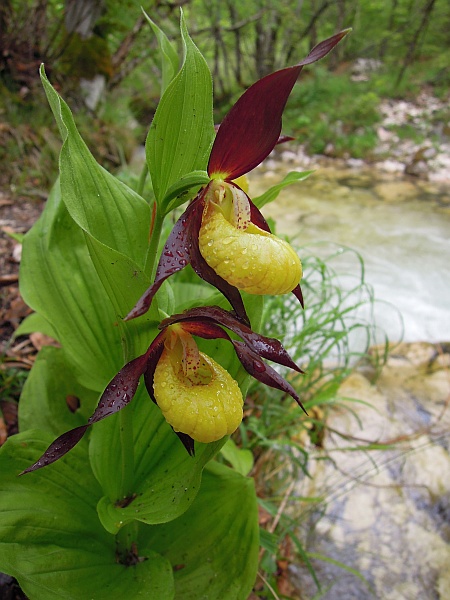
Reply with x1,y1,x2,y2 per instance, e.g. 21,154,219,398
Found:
41,65,151,268
252,170,314,209
90,385,223,533
83,233,161,359
20,181,123,391
0,432,174,600
146,12,214,207
13,311,57,340
143,10,179,94
144,461,259,600
18,345,97,435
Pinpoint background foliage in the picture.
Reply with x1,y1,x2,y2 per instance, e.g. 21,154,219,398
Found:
1,0,449,189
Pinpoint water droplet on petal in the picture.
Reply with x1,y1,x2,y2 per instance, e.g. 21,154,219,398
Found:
253,360,265,373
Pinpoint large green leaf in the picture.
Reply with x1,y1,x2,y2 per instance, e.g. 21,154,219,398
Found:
146,13,214,207
143,10,180,94
18,345,97,435
0,431,174,600
20,182,123,391
83,233,161,360
41,66,151,268
90,385,223,533
145,461,259,600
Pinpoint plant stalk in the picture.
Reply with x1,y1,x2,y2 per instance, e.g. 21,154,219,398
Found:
145,205,165,281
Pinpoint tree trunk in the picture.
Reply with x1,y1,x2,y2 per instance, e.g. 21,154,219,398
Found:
395,0,437,87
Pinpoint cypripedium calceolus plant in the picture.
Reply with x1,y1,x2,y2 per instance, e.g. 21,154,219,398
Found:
126,28,350,325
23,306,305,471
0,12,350,600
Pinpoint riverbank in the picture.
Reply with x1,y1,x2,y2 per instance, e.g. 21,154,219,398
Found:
249,158,450,344
288,340,450,599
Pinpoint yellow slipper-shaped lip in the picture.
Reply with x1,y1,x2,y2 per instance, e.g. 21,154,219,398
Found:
153,349,243,443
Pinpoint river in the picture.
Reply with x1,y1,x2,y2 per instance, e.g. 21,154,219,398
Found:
249,162,450,343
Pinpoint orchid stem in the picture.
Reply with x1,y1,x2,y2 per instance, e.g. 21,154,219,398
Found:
145,206,164,280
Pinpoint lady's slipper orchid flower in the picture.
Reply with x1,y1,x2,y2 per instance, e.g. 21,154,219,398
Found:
23,306,305,473
126,29,349,325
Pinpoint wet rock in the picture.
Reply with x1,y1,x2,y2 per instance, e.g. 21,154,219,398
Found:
405,159,429,178
373,180,418,201
290,342,450,599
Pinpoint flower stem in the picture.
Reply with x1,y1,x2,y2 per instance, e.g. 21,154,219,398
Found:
116,520,140,565
145,205,165,281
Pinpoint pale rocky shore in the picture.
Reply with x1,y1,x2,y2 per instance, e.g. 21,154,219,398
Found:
290,342,450,599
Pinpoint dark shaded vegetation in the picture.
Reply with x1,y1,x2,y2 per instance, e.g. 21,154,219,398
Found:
0,0,449,191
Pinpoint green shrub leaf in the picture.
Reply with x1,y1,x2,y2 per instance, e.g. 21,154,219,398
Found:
252,170,314,209
20,182,123,391
18,345,97,435
40,65,151,268
90,385,223,532
143,10,180,94
146,461,259,600
146,13,214,207
0,432,174,600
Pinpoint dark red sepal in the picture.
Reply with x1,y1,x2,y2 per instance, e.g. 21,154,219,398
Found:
161,306,303,373
249,196,271,233
208,30,350,180
88,354,149,423
232,341,307,414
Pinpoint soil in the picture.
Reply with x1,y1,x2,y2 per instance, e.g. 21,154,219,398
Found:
0,190,44,356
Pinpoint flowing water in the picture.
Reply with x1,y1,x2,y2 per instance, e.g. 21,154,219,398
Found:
250,162,450,599
250,163,450,343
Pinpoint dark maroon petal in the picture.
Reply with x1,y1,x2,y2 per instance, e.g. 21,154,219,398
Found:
125,195,203,321
161,306,303,373
20,425,89,475
208,30,350,180
88,354,149,423
249,196,271,232
22,337,167,474
232,341,307,414
143,340,166,404
292,284,304,308
188,200,250,326
173,431,195,456
298,29,351,66
276,135,295,146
